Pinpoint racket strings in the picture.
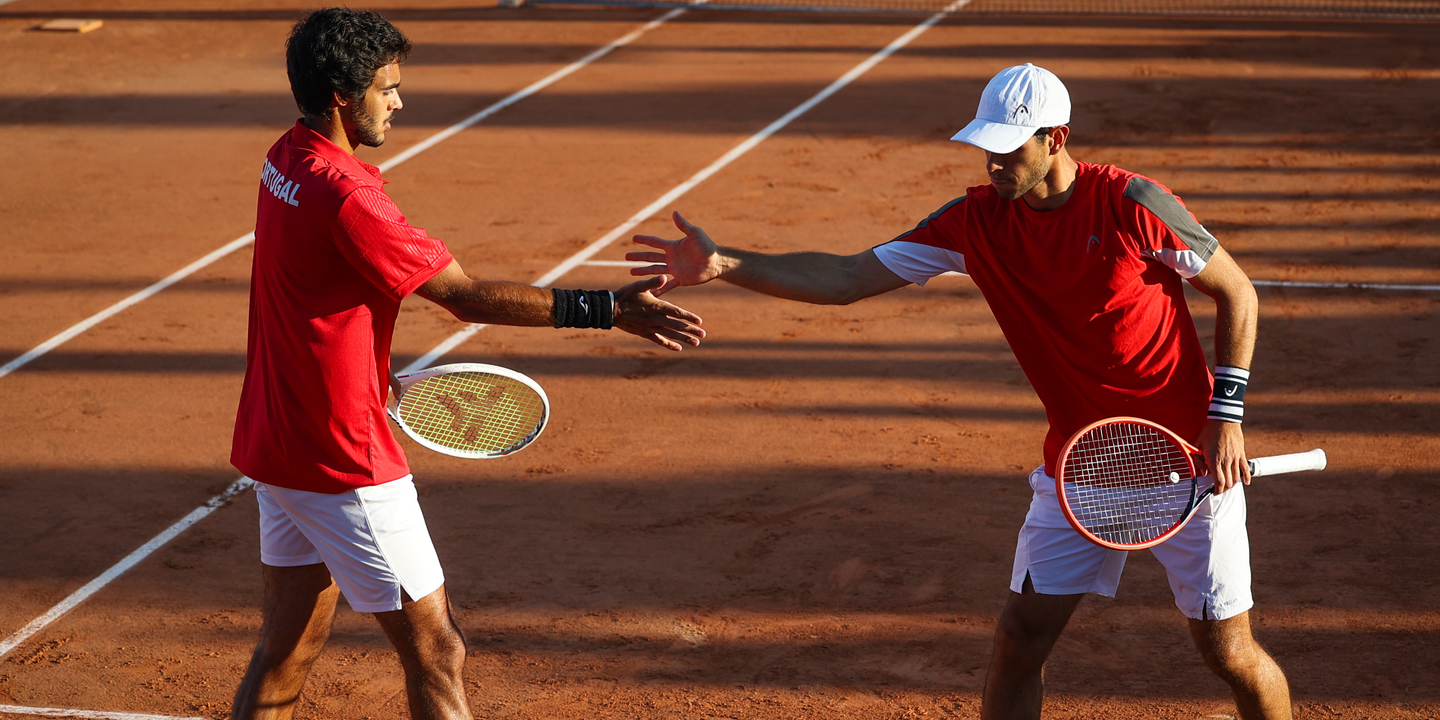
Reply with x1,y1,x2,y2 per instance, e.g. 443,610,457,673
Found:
1062,422,1195,546
398,373,546,455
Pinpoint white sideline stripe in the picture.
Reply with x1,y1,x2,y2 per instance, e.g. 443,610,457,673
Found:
0,9,686,382
1252,279,1440,292
0,0,961,675
376,7,686,171
0,234,255,380
410,1,970,362
531,0,971,290
0,704,208,720
399,324,489,376
0,478,255,660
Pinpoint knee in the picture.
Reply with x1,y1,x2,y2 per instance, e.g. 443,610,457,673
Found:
252,630,329,673
406,623,468,676
991,611,1058,672
1198,635,1263,683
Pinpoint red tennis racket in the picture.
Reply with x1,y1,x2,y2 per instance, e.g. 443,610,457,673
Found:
1055,417,1326,550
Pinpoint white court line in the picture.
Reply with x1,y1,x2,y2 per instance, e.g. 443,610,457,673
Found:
1252,279,1440,292
0,704,207,720
0,0,970,665
530,0,972,290
581,260,648,267
0,479,255,659
0,8,687,382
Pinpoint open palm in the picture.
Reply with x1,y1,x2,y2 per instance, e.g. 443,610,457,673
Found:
627,211,726,296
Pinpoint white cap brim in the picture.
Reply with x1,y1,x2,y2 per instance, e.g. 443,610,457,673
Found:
950,118,1034,154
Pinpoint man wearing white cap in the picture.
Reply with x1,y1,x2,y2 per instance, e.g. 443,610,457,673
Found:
627,62,1291,719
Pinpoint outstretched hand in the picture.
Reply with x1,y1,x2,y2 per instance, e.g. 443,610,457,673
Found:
613,275,706,351
627,211,728,296
1201,420,1250,494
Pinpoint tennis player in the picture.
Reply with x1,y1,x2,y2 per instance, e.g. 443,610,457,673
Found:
230,9,704,720
629,63,1290,719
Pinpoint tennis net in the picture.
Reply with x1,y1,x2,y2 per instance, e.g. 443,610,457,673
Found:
516,0,1440,18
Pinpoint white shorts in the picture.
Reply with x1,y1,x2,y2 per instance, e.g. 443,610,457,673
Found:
256,476,445,613
1010,466,1253,621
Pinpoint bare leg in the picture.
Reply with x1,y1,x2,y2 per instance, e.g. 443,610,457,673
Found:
1189,611,1292,720
981,576,1085,720
233,563,339,720
373,585,471,720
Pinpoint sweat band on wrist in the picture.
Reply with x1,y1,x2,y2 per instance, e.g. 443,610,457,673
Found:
551,288,615,330
1208,365,1249,423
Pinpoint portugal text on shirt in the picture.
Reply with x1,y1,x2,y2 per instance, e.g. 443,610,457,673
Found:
261,157,301,207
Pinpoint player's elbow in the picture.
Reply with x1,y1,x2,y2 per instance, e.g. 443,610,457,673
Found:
418,280,487,324
827,288,869,306
1224,277,1259,321
824,252,902,305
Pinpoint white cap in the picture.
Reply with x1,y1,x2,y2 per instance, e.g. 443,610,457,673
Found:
951,63,1071,154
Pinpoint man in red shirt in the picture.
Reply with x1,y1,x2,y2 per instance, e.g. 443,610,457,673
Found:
231,9,704,719
628,64,1290,719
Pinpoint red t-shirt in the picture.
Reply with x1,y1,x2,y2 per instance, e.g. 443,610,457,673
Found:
231,121,454,493
873,162,1217,476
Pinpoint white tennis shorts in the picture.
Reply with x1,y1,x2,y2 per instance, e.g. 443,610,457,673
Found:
255,476,445,613
1011,466,1253,621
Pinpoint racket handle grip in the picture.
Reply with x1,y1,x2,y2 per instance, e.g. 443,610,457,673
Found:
1248,449,1327,478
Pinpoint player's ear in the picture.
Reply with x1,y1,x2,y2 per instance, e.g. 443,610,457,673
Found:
1048,125,1070,156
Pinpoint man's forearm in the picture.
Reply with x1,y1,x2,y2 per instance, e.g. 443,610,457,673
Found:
1211,286,1257,369
719,247,887,306
424,279,554,326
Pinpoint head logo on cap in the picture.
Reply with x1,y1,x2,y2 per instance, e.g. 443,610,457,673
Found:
952,63,1071,155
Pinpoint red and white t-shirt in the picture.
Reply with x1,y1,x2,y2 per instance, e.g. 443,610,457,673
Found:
873,162,1218,476
232,121,454,493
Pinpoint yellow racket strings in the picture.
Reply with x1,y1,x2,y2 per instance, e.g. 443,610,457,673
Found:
398,372,545,454
1063,422,1194,546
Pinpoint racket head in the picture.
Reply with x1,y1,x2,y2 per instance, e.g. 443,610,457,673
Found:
1055,417,1205,550
389,363,549,459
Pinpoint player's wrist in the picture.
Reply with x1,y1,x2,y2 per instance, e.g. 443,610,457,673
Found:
1208,365,1249,423
551,288,614,330
715,246,747,278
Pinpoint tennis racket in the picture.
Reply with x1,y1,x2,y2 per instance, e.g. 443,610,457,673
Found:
387,363,549,459
1055,417,1326,550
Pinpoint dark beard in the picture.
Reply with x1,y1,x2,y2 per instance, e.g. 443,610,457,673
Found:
993,162,1046,200
351,103,390,148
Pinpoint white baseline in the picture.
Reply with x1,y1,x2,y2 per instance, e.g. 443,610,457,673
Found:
0,704,207,720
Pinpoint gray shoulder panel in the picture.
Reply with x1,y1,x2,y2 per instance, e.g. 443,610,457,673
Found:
885,195,967,245
1123,177,1218,261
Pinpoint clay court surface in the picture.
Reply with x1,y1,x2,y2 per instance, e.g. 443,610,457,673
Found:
1,1,1438,718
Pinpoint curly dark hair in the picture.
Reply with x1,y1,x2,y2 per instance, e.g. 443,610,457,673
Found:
286,8,412,117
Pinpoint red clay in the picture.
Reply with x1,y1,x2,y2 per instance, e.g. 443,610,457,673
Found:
0,2,1437,719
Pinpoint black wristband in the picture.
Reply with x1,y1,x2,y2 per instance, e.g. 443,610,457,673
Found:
1208,365,1249,423
552,288,614,330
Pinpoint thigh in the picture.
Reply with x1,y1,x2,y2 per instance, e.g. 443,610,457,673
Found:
258,562,340,649
373,583,463,657
1001,574,1086,640
1150,483,1253,621
1012,467,1129,597
261,477,446,613
257,482,322,567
